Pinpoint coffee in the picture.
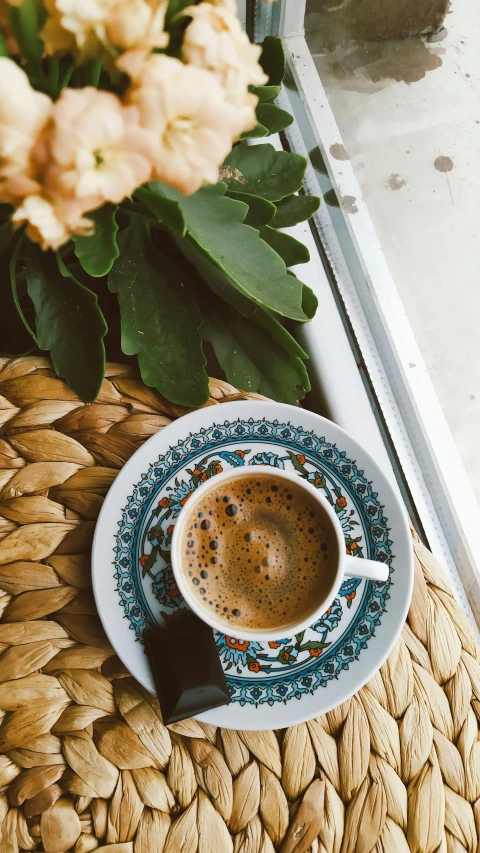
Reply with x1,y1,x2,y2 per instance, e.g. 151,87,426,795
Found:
178,471,338,633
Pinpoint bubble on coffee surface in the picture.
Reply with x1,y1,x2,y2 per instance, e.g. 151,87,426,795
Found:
179,472,338,631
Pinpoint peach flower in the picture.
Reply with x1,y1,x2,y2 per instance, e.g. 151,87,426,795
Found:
106,0,168,52
123,54,244,194
0,58,52,204
181,4,266,133
203,0,237,11
11,86,156,250
42,0,168,60
41,0,108,60
41,87,156,209
11,194,92,251
182,4,268,90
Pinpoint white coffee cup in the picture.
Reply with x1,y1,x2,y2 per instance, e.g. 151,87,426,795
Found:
171,466,389,641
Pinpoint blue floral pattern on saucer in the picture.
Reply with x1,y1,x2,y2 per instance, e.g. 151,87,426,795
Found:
113,417,393,707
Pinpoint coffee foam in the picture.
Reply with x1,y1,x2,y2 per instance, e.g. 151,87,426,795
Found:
179,472,338,632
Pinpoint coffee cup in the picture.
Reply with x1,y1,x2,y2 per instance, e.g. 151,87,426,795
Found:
171,466,389,641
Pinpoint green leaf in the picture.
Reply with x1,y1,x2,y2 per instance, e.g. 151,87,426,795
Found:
72,204,119,277
136,186,186,237
250,84,281,102
170,230,256,318
109,216,209,407
300,641,331,651
8,0,45,61
226,193,276,230
25,246,107,402
153,182,309,321
222,144,307,202
165,0,191,25
256,103,293,135
271,194,321,228
259,37,286,86
259,226,310,267
302,285,318,320
240,123,268,140
253,311,309,361
201,298,310,405
295,631,305,645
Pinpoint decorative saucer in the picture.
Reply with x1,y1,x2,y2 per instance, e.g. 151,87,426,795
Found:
92,401,413,730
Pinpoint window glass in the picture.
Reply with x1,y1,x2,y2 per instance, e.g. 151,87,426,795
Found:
303,0,480,503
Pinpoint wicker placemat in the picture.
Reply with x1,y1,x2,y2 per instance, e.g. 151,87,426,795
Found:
0,357,479,853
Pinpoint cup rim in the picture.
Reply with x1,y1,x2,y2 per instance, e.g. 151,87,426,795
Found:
170,465,346,641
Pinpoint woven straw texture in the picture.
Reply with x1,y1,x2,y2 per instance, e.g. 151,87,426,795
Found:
0,357,479,853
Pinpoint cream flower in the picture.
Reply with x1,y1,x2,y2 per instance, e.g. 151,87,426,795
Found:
42,0,169,59
0,58,52,205
41,87,156,208
41,0,109,59
123,54,244,194
182,4,268,90
106,0,168,52
11,194,92,251
203,0,237,11
205,0,277,7
181,4,266,134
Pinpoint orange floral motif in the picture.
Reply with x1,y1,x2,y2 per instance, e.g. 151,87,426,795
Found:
201,472,208,482
235,450,245,458
345,592,356,600
309,647,323,657
167,524,174,536
350,541,358,552
336,496,347,509
268,641,281,649
215,463,223,474
248,660,261,672
296,454,306,465
158,497,169,508
167,587,180,597
139,554,149,567
180,492,193,505
226,637,250,651
193,468,201,476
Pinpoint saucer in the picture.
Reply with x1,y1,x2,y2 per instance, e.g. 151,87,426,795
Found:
92,401,413,730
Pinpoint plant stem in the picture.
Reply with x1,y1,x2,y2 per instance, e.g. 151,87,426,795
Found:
9,235,37,341
47,57,59,98
58,62,75,92
86,59,102,88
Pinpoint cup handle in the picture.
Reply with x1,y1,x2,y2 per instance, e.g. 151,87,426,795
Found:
344,555,389,583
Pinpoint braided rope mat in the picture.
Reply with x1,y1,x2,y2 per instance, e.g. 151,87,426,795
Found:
0,358,479,853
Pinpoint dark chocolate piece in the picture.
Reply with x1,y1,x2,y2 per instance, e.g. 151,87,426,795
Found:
143,610,230,724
